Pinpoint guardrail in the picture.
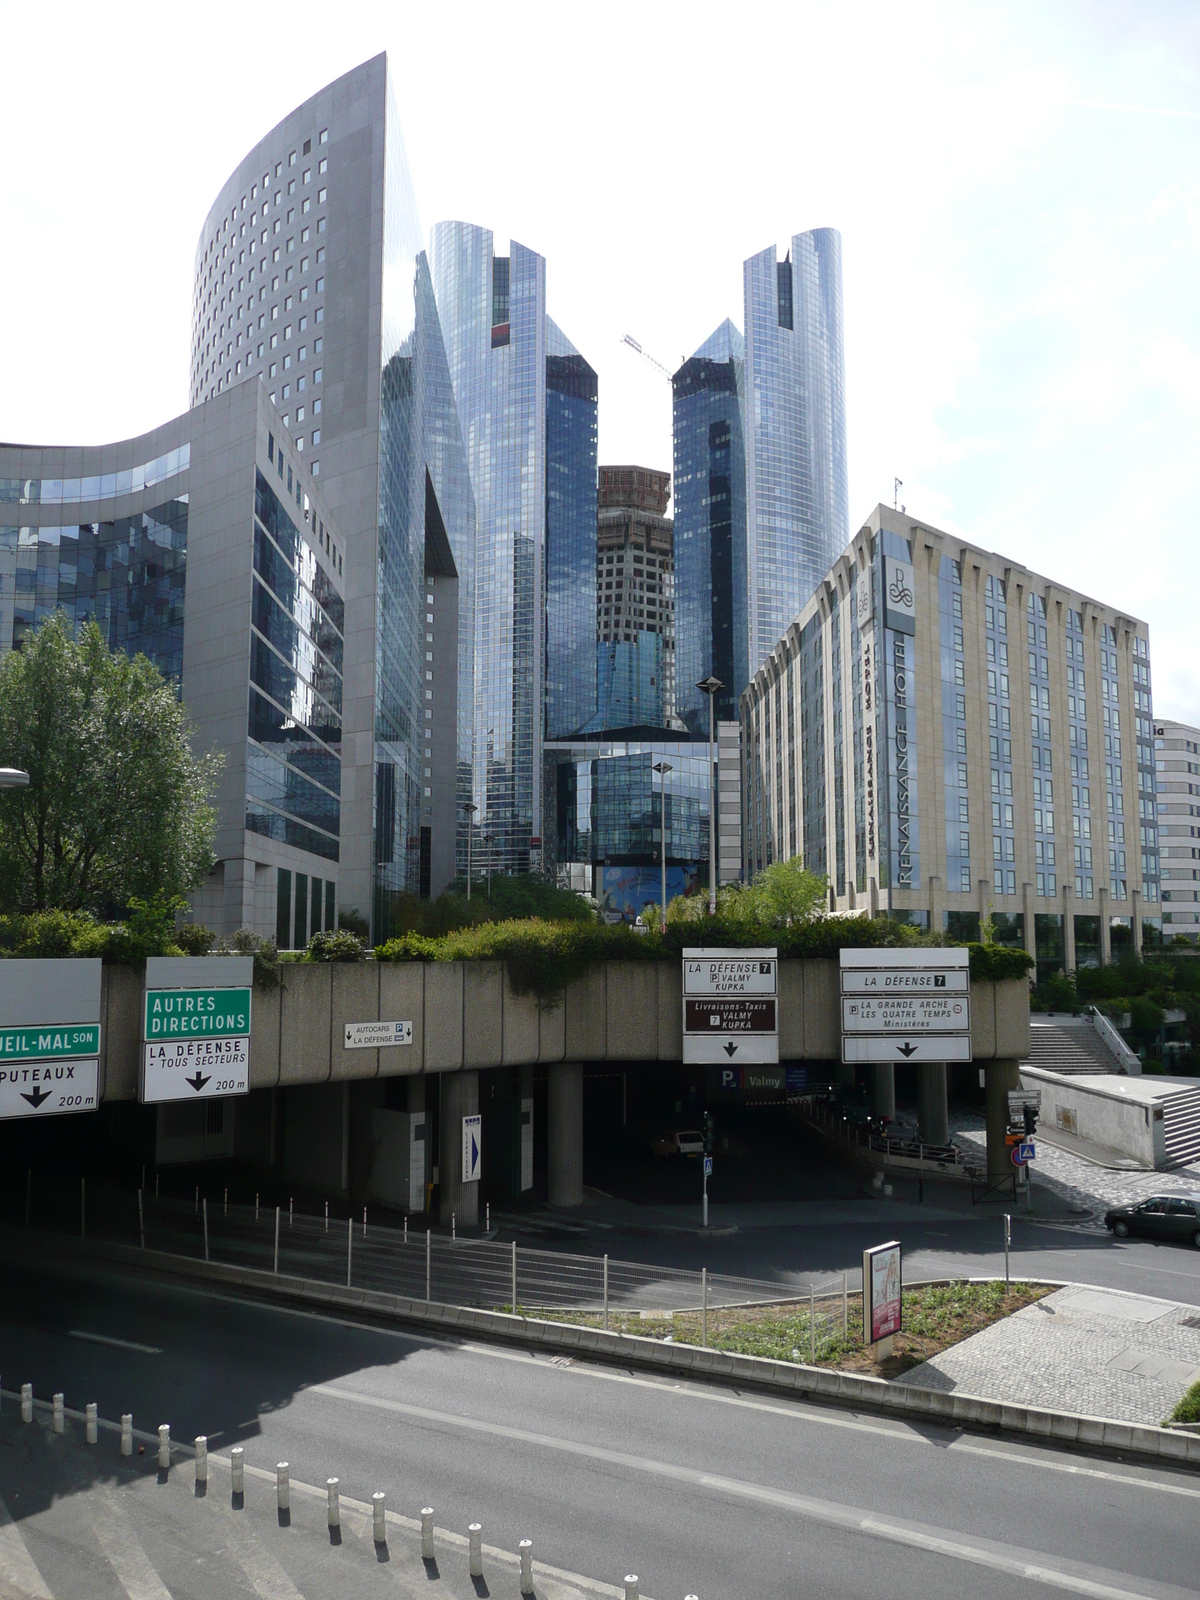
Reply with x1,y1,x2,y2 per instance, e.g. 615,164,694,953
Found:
17,1179,855,1360
800,1096,984,1181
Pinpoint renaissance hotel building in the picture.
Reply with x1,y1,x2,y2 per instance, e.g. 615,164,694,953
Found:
741,504,1160,980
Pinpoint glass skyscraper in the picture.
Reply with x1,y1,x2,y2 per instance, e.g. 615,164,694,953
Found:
430,223,596,874
189,56,474,933
672,319,746,735
743,229,848,673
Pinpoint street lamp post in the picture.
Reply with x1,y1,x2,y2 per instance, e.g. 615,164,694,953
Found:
652,760,672,934
462,802,478,900
485,835,493,900
696,677,724,917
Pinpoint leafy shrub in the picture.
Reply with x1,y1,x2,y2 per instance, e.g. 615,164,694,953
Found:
1171,1379,1200,1424
337,905,370,939
305,929,368,962
215,927,282,991
175,922,216,956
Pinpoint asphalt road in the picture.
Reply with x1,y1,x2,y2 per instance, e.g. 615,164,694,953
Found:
2,1257,1199,1600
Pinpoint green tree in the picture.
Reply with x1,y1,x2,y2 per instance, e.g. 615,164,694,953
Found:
668,857,829,928
0,615,221,914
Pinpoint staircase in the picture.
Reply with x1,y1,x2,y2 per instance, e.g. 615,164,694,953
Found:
1162,1085,1200,1167
1022,1017,1122,1076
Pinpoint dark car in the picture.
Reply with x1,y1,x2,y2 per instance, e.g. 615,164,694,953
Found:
1104,1195,1200,1247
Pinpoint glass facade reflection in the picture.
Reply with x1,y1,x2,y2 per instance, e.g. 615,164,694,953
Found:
0,499,188,672
432,222,595,874
672,319,746,733
545,320,598,739
743,229,848,674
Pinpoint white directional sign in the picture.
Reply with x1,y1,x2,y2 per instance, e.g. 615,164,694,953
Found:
683,948,778,1065
141,956,253,1103
462,1114,482,1183
839,947,971,1064
841,995,969,1033
0,959,103,1121
345,1020,413,1050
0,1058,99,1119
842,1035,974,1063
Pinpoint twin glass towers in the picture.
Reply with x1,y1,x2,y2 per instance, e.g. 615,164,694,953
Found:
195,54,847,926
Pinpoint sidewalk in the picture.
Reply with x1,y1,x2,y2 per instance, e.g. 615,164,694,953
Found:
950,1113,1200,1225
900,1282,1200,1427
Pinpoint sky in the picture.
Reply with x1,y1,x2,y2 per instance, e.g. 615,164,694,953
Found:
3,1,1199,719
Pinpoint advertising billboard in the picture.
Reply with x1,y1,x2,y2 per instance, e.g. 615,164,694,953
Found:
863,1240,903,1344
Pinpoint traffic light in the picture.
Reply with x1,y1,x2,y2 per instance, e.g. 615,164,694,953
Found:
1023,1103,1039,1136
703,1112,715,1154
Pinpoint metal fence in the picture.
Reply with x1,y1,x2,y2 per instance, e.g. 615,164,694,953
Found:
803,1095,981,1178
21,1179,859,1361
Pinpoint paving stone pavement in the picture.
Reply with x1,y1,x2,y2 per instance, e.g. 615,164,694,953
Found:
950,1112,1200,1225
899,1283,1200,1425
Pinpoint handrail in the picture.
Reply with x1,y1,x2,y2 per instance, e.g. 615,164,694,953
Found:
1088,1005,1142,1076
800,1098,982,1177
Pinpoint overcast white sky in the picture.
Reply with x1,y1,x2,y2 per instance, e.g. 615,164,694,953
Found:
4,1,1199,719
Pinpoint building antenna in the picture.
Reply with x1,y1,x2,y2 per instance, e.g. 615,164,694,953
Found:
894,477,903,510
622,334,673,384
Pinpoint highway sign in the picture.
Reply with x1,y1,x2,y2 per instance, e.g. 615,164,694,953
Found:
683,948,778,1065
142,1038,249,1100
683,950,777,995
839,948,971,1064
841,995,969,1033
345,1020,413,1050
685,998,776,1033
142,956,253,1104
842,1035,973,1063
0,958,103,1123
462,1114,482,1183
1007,1089,1042,1113
0,1059,98,1119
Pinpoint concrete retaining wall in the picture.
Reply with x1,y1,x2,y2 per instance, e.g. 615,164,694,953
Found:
1020,1066,1190,1169
89,960,1030,1102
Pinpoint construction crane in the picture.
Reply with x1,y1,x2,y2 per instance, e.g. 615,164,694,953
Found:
621,334,674,383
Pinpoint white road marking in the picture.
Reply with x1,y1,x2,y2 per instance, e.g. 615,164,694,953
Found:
69,1331,163,1355
0,1493,53,1599
91,1491,173,1600
305,1382,1193,1599
211,1507,305,1600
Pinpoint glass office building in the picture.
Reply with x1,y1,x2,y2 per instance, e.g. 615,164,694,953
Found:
190,55,471,933
743,229,848,676
545,321,598,740
672,319,746,734
430,222,597,873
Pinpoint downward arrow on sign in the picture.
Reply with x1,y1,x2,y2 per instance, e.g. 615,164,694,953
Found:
20,1087,51,1109
186,1073,211,1093
723,1042,739,1057
896,1043,918,1058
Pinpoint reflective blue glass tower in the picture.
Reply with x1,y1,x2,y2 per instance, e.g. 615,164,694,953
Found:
430,222,595,873
545,318,598,740
743,228,848,672
672,319,746,735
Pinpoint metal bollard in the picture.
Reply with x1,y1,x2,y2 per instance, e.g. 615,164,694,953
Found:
231,1446,244,1494
372,1491,386,1543
121,1414,133,1455
277,1463,290,1512
519,1538,534,1594
468,1523,483,1578
86,1403,98,1445
685,1594,699,1599
421,1507,435,1560
52,1393,64,1433
327,1477,340,1528
195,1436,208,1484
20,1384,32,1423
158,1424,171,1470
624,1577,639,1600
452,1211,456,1241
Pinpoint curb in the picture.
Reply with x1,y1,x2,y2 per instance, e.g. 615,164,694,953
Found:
5,1230,1197,1471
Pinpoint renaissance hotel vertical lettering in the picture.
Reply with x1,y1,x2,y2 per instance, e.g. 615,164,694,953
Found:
882,555,918,892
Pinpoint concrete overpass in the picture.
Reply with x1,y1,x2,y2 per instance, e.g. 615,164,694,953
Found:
84,959,1030,1221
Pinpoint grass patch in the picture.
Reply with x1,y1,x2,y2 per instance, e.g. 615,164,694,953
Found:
505,1280,1051,1379
1170,1379,1200,1425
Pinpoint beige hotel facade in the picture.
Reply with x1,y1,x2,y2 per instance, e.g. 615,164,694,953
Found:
741,504,1160,980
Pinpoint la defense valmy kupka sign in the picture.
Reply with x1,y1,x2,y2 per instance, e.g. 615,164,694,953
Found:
682,949,778,1065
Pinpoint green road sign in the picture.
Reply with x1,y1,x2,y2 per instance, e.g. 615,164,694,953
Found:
0,1024,101,1061
144,987,252,1041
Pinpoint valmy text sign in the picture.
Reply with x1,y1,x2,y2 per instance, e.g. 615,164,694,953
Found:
683,948,778,1066
683,950,777,995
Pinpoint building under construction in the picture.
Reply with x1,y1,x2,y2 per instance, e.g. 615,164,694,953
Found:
594,465,680,730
